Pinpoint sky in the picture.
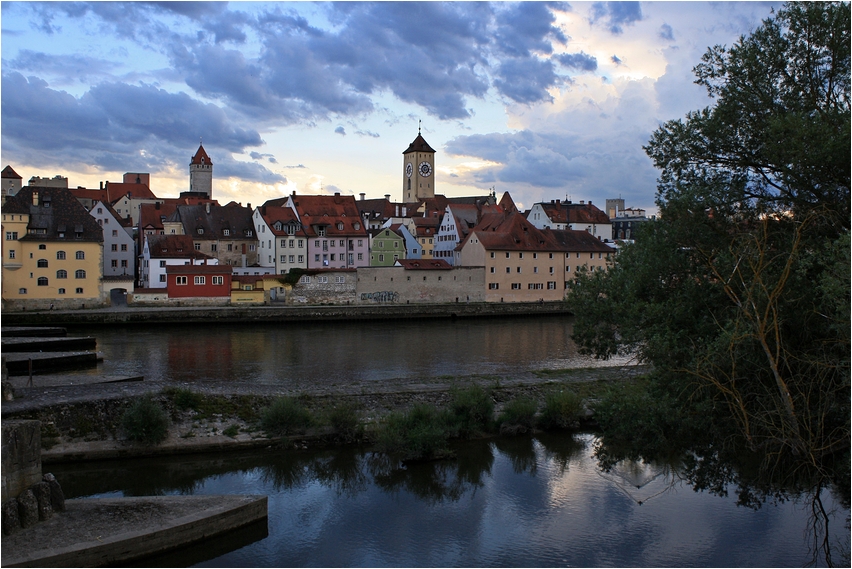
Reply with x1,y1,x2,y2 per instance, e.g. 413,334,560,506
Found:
1,1,780,213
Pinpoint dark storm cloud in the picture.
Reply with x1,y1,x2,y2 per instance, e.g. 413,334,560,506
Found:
590,2,643,34
493,2,568,58
556,52,598,72
494,58,559,104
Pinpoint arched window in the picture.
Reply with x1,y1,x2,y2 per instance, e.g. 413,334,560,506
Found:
75,269,86,279
18,288,27,294
37,259,48,268
75,251,85,260
39,244,46,250
57,251,66,260
37,277,48,286
58,288,66,295
75,287,83,294
57,270,67,279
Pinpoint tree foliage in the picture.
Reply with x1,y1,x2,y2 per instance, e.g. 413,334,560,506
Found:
569,2,850,486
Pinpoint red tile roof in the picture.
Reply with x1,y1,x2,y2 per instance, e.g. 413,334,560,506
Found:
538,201,610,225
2,165,22,179
395,259,452,270
259,205,307,237
104,182,157,201
289,194,368,238
191,144,212,165
146,234,213,260
166,263,231,274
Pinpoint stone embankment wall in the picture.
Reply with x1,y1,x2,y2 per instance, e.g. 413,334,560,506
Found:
1,420,66,535
0,299,569,326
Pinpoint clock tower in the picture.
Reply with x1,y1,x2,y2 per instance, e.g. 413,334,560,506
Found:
402,127,436,203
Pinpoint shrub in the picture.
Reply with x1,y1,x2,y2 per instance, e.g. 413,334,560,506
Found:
166,387,202,411
327,402,362,441
447,384,494,438
538,390,584,431
497,396,538,434
122,395,169,445
261,397,313,436
222,424,240,438
376,404,452,461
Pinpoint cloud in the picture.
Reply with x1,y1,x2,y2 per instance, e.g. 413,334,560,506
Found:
356,130,380,138
335,126,346,136
494,58,559,104
611,55,623,66
5,50,120,85
250,151,278,164
659,23,674,42
556,52,598,72
590,1,643,35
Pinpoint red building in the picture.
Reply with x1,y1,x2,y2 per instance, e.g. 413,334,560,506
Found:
165,264,232,298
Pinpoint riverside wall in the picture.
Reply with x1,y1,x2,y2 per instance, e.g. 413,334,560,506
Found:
0,300,570,326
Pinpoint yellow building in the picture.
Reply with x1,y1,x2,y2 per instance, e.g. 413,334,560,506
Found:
2,186,105,310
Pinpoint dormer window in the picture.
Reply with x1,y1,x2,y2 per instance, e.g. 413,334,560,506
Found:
223,229,230,236
317,227,326,237
246,230,253,237
274,222,283,231
337,222,344,231
197,228,204,234
353,222,361,231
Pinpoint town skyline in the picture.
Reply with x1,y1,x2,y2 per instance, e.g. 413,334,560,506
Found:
1,1,780,213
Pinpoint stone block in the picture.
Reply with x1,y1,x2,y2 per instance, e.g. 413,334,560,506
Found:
1,420,42,502
43,473,66,512
16,489,39,528
32,481,53,521
2,498,20,535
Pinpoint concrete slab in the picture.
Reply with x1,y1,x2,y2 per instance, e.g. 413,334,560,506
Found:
1,337,97,352
5,374,143,390
1,327,67,338
1,494,268,567
3,352,102,376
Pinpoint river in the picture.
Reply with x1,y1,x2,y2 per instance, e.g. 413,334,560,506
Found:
53,316,850,566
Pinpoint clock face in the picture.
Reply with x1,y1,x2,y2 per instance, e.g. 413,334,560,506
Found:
406,163,413,178
418,161,432,177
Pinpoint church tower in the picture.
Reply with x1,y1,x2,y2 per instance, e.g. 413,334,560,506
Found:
189,143,213,199
402,127,436,203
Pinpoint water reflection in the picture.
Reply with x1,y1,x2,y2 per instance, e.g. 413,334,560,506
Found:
67,316,631,387
49,433,849,567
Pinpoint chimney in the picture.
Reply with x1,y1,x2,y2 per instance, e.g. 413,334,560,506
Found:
360,193,366,201
334,192,340,197
580,200,585,204
206,203,211,214
247,203,251,210
385,194,391,201
100,181,104,190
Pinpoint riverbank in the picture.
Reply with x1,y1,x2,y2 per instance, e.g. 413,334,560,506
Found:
2,365,648,463
0,300,570,326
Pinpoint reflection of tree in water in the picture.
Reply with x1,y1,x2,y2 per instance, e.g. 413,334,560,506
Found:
535,433,587,475
594,436,851,566
369,441,495,504
493,436,538,475
309,447,368,498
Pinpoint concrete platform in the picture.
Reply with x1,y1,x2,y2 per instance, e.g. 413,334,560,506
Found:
5,373,143,390
3,352,102,376
1,336,97,352
1,327,67,338
1,494,268,567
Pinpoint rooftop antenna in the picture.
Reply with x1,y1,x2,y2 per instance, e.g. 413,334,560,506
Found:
418,119,421,135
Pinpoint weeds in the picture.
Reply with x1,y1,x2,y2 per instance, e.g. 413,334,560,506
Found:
260,397,314,436
121,395,169,445
446,384,494,438
497,396,537,435
538,390,584,430
376,404,453,461
327,402,362,442
222,424,240,438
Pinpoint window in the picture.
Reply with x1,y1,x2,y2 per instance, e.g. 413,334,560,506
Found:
288,255,294,263
111,244,118,252
506,252,510,258
490,252,495,258
549,267,554,274
39,244,46,250
121,260,128,268
528,283,544,290
519,253,524,259
37,277,48,286
57,270,67,279
490,267,495,273
197,228,204,234
58,288,65,295
547,282,556,290
298,255,304,263
281,239,287,248
121,244,127,251
298,240,304,248
280,255,287,263
227,244,233,252
379,254,384,262
489,283,499,289
75,287,84,294
112,230,118,237
337,222,344,231
159,274,167,282
339,240,344,247
194,276,205,285
18,288,27,294
330,254,335,261
506,267,510,273
37,259,48,268
76,251,85,260
533,267,538,274
213,276,224,285
566,266,571,272
511,283,521,290
176,276,187,285
335,276,345,283
5,232,18,240
57,251,66,260
317,227,326,237
358,239,363,247
517,267,522,273
195,243,201,251
314,254,320,262
301,276,311,284
318,276,328,284
533,253,538,259
111,260,118,268
357,253,363,261
223,229,230,236
210,244,217,252
75,269,86,279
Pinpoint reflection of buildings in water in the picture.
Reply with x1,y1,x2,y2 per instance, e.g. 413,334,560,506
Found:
167,329,235,378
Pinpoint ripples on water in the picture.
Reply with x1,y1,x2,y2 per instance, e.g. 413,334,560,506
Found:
51,433,848,568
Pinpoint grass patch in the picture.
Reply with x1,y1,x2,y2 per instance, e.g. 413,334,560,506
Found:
121,395,169,445
376,404,453,461
446,384,494,438
326,402,362,442
537,389,584,430
162,387,260,422
222,424,240,438
163,387,202,411
497,396,538,434
260,397,314,436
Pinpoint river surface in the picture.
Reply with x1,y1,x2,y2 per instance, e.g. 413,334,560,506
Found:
52,433,848,568
67,315,632,386
55,316,849,566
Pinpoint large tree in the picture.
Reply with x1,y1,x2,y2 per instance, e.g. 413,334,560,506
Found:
569,2,849,483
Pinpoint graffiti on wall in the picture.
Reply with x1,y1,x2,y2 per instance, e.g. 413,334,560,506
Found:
361,291,399,303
